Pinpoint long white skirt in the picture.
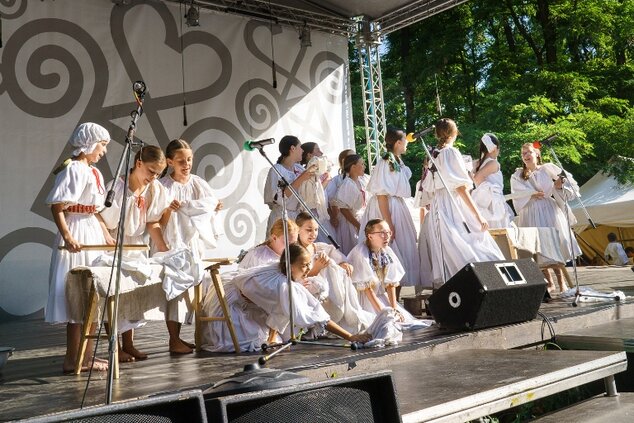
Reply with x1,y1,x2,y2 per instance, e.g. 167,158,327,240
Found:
427,189,504,285
359,196,421,286
515,197,581,261
46,213,105,323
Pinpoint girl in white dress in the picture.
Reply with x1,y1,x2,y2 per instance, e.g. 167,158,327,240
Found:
202,244,370,351
100,145,189,358
471,133,514,229
359,128,421,292
296,213,374,333
46,122,112,373
510,142,581,292
325,149,355,246
347,219,429,328
263,135,316,237
413,160,435,289
238,218,299,270
422,118,504,286
333,154,370,255
158,139,223,354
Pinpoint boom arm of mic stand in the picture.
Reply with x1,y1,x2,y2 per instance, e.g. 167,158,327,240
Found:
544,144,596,229
256,147,341,249
419,140,471,233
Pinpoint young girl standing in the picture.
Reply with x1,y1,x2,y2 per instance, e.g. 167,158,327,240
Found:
422,118,504,286
46,122,112,373
334,154,370,255
510,142,581,292
471,133,514,229
263,135,315,237
359,127,421,291
100,145,192,356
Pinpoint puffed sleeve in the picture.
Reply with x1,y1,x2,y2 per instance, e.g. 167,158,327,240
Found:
366,159,396,195
99,178,124,230
146,180,170,223
334,178,360,210
346,243,379,291
189,175,219,210
46,162,90,205
263,164,300,210
437,147,473,191
318,242,347,264
510,169,532,213
383,246,405,286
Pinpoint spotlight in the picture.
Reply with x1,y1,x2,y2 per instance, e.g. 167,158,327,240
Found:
185,1,200,27
299,24,311,48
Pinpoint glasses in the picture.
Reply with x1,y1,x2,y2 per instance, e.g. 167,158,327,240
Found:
370,230,392,237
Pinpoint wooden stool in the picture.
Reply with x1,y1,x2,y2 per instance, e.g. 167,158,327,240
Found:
489,228,519,260
74,270,119,379
194,258,240,353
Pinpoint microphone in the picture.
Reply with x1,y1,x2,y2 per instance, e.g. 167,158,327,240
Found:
243,138,275,151
533,134,557,149
133,80,147,96
406,125,435,142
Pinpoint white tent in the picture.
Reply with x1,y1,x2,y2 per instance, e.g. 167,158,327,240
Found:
570,169,634,262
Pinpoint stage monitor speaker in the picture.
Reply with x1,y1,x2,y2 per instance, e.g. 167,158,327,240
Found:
23,389,207,423
204,370,401,423
426,259,547,330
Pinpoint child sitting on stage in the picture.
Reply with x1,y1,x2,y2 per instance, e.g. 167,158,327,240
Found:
238,218,299,270
296,212,374,333
347,219,432,329
46,122,113,374
201,244,370,352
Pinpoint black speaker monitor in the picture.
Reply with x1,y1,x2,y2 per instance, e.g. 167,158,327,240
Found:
427,259,547,330
22,389,207,422
205,370,401,423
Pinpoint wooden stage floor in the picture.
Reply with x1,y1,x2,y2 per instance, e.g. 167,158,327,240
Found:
1,265,634,421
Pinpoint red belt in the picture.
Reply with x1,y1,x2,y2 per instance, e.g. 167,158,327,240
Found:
66,204,97,214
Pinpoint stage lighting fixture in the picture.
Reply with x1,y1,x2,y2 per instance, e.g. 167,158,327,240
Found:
299,24,311,48
185,1,200,27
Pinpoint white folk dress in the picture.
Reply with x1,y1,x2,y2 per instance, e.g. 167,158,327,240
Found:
309,242,374,333
45,161,108,323
100,177,176,326
238,244,280,270
413,179,434,289
264,163,305,237
325,173,348,246
346,243,429,329
510,163,581,261
422,146,504,286
359,157,421,286
333,174,370,255
471,157,514,229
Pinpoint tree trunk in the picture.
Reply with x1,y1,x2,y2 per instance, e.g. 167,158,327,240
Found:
399,27,416,133
537,0,557,65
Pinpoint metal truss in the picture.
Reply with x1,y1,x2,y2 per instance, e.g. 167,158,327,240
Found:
378,0,470,35
354,18,386,171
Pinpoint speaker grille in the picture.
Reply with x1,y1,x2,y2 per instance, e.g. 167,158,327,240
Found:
229,386,375,423
65,414,173,423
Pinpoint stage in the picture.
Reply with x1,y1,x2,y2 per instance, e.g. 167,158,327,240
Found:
1,265,634,421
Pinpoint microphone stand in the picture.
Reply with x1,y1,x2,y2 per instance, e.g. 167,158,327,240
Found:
102,84,146,404
250,145,355,368
539,141,619,306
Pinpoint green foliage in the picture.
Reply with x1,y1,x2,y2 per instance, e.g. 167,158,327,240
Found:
351,0,634,187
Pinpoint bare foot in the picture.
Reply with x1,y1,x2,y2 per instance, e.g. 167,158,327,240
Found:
169,339,193,355
180,339,195,349
122,346,148,361
63,358,109,374
118,349,135,363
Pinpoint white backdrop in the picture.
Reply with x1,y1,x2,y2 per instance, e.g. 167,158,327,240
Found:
0,0,354,320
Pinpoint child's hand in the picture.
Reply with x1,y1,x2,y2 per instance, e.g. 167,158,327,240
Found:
312,253,329,273
104,233,116,246
63,235,81,253
169,199,181,211
339,262,353,277
215,200,224,212
531,191,545,199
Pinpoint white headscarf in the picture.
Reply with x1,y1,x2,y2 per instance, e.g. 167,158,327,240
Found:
70,123,110,156
481,133,498,153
